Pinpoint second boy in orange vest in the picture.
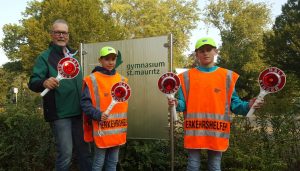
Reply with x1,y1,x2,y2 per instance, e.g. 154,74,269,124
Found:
169,37,264,171
81,46,128,171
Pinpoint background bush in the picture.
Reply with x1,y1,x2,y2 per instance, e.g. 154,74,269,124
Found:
1,95,299,171
0,103,55,171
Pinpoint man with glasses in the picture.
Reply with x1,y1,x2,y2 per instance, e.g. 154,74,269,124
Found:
168,37,264,171
28,19,92,171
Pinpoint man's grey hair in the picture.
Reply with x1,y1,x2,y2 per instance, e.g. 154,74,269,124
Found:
53,19,68,26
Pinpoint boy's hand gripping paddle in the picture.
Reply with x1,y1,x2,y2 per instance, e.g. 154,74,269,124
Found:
158,72,181,121
246,67,286,117
40,57,80,96
98,82,131,136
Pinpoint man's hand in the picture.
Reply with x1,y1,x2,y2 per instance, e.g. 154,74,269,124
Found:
43,77,59,89
249,98,265,109
168,98,178,107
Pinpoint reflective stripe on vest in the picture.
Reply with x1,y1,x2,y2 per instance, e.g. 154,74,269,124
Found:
94,128,127,136
185,130,230,139
90,74,100,111
183,71,189,99
225,70,232,121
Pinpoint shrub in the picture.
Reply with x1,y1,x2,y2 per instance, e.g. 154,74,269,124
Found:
0,104,55,170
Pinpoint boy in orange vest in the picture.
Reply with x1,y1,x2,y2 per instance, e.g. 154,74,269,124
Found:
81,46,128,171
168,37,264,171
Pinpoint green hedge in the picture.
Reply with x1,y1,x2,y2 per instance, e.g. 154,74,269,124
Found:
0,104,55,171
1,98,299,171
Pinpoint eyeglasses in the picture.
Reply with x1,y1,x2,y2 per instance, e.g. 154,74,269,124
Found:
51,31,69,36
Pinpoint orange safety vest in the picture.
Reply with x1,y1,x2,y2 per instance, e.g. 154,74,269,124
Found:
179,67,239,151
82,72,128,148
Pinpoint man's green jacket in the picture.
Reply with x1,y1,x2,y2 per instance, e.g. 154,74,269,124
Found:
28,42,82,122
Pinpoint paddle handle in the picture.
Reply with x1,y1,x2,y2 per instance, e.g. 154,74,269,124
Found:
246,90,268,117
40,75,63,97
166,94,178,121
171,104,177,121
40,88,50,97
104,100,117,114
97,100,117,137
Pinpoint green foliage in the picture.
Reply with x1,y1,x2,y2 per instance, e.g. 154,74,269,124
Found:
0,80,299,171
104,0,199,67
264,0,300,79
224,75,300,171
1,0,199,73
119,139,169,170
0,68,33,106
1,24,26,61
19,0,119,73
0,69,12,105
0,61,44,109
224,100,300,170
203,0,271,98
0,103,55,170
2,61,23,73
117,113,187,171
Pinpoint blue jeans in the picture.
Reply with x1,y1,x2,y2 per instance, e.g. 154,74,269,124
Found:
92,146,120,171
187,149,222,171
50,116,92,171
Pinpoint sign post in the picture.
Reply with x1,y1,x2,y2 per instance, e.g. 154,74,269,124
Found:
13,88,18,105
246,67,286,117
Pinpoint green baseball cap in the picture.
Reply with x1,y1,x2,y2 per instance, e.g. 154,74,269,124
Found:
195,37,216,50
100,46,117,57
